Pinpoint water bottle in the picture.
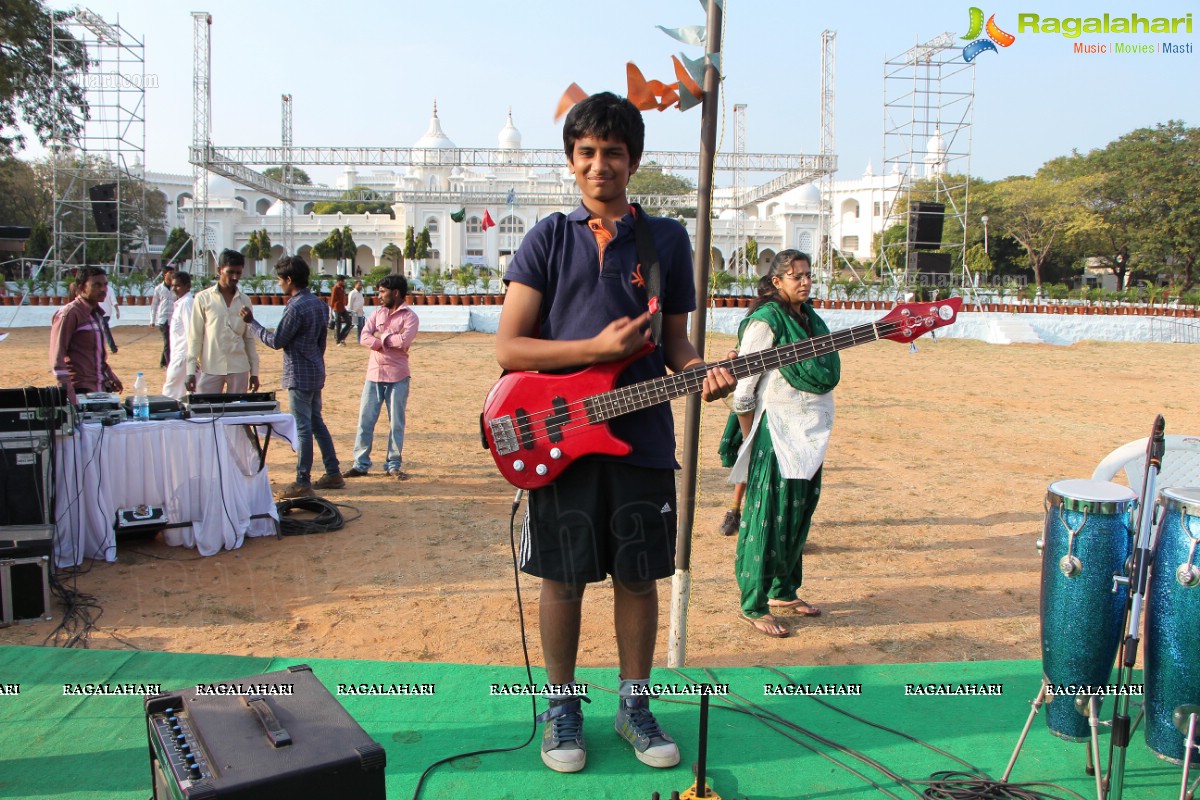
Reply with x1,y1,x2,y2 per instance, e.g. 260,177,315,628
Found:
132,372,149,422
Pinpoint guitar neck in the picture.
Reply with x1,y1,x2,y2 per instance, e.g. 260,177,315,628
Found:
588,320,886,422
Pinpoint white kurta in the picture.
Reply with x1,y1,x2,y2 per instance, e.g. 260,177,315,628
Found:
162,293,195,400
728,318,835,484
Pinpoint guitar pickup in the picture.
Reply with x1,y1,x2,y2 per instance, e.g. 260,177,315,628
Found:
514,408,535,451
544,397,568,444
488,416,519,456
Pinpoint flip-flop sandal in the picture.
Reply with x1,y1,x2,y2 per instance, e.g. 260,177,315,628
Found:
738,613,789,638
768,598,822,617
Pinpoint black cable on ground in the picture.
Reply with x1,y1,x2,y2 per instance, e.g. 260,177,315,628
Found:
409,491,538,800
274,497,360,536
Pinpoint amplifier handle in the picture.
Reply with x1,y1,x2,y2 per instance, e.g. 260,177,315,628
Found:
243,695,292,747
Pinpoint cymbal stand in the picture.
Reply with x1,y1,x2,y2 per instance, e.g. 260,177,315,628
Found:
1106,415,1167,800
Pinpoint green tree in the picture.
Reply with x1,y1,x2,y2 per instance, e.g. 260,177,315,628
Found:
162,227,192,265
403,226,416,260
24,220,51,261
0,2,89,157
414,226,431,260
312,186,393,217
979,173,1099,289
262,166,312,185
0,157,52,224
381,242,403,272
628,162,694,196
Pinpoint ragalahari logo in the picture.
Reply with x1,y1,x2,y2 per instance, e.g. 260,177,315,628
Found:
961,7,1016,61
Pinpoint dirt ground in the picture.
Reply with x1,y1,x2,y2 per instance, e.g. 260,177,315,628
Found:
1,320,1197,670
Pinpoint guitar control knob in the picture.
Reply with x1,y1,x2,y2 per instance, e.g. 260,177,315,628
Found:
536,464,548,476
550,448,562,460
512,460,525,472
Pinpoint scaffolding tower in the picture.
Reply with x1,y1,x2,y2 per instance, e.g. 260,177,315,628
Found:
878,32,975,295
191,11,212,271
50,6,147,274
732,103,747,275
818,29,836,282
280,94,294,256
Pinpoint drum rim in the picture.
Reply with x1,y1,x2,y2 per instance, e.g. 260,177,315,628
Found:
1047,480,1137,514
1158,486,1200,517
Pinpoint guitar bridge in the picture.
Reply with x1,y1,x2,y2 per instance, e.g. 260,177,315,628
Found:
489,416,519,456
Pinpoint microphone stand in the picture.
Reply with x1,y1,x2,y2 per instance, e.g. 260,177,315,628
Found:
1105,415,1166,800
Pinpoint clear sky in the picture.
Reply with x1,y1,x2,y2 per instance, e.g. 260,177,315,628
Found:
34,0,1199,186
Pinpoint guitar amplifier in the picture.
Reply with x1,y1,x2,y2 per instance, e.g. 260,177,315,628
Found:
145,664,386,799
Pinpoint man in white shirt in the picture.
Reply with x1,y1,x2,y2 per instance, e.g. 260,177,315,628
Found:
99,281,120,354
162,272,196,400
186,250,260,394
148,266,175,367
349,280,366,342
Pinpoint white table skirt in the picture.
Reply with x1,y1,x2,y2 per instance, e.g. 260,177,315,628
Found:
53,413,297,566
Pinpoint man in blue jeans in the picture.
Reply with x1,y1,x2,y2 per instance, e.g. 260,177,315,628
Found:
342,274,419,480
241,256,345,499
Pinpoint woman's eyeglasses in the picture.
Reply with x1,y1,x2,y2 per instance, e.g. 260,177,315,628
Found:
781,272,813,282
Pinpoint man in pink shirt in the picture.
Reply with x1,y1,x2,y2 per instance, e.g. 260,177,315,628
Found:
342,274,419,480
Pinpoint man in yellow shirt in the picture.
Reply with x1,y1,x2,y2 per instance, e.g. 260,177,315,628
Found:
186,250,260,394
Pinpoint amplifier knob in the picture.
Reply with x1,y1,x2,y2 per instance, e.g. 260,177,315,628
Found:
180,744,191,755
189,764,202,780
175,734,186,745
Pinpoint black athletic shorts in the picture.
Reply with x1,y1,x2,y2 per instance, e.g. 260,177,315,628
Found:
520,459,678,585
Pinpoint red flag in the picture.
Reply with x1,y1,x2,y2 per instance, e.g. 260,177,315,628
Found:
481,210,496,231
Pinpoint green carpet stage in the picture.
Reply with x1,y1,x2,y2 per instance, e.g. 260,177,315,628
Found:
0,646,1186,799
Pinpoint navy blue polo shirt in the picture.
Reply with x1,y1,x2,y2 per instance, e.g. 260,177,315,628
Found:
504,203,696,469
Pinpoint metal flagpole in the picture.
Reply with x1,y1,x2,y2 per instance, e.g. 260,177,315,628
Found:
668,0,723,667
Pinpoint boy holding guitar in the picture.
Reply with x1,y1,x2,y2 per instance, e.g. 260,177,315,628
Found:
495,92,735,773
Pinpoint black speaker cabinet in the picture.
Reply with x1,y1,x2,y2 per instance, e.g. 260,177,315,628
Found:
908,201,946,250
0,436,52,527
913,251,952,278
88,183,119,233
0,555,52,625
145,664,386,799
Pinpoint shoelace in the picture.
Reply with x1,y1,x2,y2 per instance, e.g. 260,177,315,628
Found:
623,704,665,741
551,709,584,743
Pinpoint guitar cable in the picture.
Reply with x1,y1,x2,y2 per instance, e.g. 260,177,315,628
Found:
408,488,540,800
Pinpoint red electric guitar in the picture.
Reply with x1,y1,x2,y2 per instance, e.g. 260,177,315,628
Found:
482,298,961,489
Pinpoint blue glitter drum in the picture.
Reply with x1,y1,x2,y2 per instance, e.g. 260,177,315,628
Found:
1145,486,1200,763
1040,479,1136,741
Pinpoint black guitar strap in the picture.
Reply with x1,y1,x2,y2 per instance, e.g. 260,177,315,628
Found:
630,203,662,347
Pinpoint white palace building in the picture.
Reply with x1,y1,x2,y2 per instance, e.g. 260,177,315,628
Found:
141,106,924,279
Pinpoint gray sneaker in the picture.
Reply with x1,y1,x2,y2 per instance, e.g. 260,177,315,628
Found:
536,696,589,773
614,690,679,768
719,509,741,536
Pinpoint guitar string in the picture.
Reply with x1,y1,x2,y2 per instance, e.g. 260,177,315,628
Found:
506,320,911,448
498,317,922,451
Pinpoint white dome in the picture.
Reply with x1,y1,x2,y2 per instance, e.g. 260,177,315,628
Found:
413,101,456,149
498,110,521,150
718,208,746,221
263,199,291,217
794,183,821,208
927,128,945,158
206,174,241,198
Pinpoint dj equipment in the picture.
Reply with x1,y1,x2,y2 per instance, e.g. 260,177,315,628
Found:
1038,478,1135,741
145,664,386,799
115,506,169,540
0,524,53,559
184,391,280,418
1144,486,1200,763
0,555,52,625
0,387,72,436
122,395,183,420
76,392,126,424
0,434,53,528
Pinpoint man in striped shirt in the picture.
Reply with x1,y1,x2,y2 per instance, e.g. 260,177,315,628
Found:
49,267,124,404
242,256,344,499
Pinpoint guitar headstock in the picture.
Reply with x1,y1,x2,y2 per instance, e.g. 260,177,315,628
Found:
877,296,962,343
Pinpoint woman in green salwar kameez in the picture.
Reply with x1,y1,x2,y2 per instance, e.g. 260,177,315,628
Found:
720,250,840,637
